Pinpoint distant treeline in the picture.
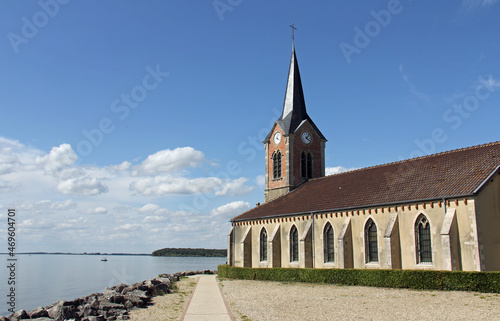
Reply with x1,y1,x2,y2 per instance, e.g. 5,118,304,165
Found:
152,248,227,257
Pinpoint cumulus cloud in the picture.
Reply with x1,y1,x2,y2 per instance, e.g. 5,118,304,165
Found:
57,177,109,195
115,223,143,231
134,147,204,175
109,161,131,171
215,177,255,196
0,179,17,192
16,199,77,211
0,147,19,175
0,136,247,251
90,207,108,215
129,176,222,196
20,218,56,229
255,175,265,187
210,201,251,219
36,143,77,174
326,166,357,176
139,203,161,212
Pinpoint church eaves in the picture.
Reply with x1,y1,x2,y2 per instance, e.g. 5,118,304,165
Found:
232,141,500,222
266,45,325,141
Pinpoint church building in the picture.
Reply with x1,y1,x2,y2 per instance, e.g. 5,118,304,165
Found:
227,45,500,272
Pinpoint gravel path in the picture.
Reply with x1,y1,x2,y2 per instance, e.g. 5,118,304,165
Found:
128,277,197,321
220,279,500,321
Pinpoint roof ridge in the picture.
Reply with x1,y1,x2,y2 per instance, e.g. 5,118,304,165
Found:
319,140,500,180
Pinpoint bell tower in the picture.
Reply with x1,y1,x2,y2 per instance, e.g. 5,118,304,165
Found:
263,45,327,203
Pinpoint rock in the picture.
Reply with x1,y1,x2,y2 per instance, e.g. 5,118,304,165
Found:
47,304,78,321
77,303,96,318
82,316,105,321
113,283,127,294
123,295,144,308
128,289,149,303
0,317,8,321
64,298,84,307
106,309,128,318
145,278,170,295
7,309,29,320
123,300,134,310
30,318,55,321
99,301,125,311
104,288,125,304
28,307,49,318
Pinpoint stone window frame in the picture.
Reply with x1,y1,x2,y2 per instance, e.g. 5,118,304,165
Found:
272,150,282,179
289,225,299,262
300,151,313,179
259,227,268,262
364,218,379,263
415,213,432,264
323,222,335,263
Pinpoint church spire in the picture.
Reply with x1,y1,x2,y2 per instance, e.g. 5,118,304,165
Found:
276,45,325,139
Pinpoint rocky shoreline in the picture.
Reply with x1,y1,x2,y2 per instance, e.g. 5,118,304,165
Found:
2,270,216,321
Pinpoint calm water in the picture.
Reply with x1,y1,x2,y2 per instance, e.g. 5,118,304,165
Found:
0,254,226,316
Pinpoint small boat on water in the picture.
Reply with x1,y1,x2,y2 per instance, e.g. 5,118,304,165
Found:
101,258,108,262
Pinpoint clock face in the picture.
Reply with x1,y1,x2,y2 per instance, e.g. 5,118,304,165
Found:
301,131,312,144
273,132,282,144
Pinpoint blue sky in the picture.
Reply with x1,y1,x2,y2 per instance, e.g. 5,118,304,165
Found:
0,0,499,253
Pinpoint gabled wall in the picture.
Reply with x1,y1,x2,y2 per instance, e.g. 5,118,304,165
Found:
474,172,500,271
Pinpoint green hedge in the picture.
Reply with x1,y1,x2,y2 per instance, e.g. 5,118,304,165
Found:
217,265,500,293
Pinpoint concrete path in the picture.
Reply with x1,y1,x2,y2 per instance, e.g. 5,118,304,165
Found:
181,274,234,321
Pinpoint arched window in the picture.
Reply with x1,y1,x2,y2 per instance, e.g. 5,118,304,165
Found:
260,228,268,262
301,152,306,178
273,151,282,179
415,214,432,263
290,225,299,262
307,153,313,178
323,222,334,263
301,151,313,179
365,218,378,263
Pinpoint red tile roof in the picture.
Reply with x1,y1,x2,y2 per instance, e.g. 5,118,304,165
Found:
232,141,500,221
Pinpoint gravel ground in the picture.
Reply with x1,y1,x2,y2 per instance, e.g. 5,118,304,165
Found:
128,277,197,321
220,279,500,321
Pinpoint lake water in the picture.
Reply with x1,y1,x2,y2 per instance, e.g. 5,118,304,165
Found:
0,254,226,316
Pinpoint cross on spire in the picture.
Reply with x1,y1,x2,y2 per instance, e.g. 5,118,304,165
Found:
289,23,297,43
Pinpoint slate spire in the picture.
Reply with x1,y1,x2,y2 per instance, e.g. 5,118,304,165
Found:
276,45,325,139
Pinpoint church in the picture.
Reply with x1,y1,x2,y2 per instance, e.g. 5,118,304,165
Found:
227,45,500,272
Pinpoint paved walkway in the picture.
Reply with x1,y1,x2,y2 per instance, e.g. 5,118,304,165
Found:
181,274,234,321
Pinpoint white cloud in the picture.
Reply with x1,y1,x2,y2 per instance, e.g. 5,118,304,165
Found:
0,179,17,192
109,161,131,171
139,203,161,212
129,176,222,195
326,166,357,176
134,147,204,175
36,199,77,210
15,199,77,212
115,223,143,231
255,175,265,187
57,177,109,195
0,136,245,251
210,201,251,219
215,177,255,196
36,143,77,174
91,207,108,215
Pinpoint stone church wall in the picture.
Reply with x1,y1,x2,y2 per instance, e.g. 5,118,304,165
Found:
230,197,488,271
475,173,500,271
